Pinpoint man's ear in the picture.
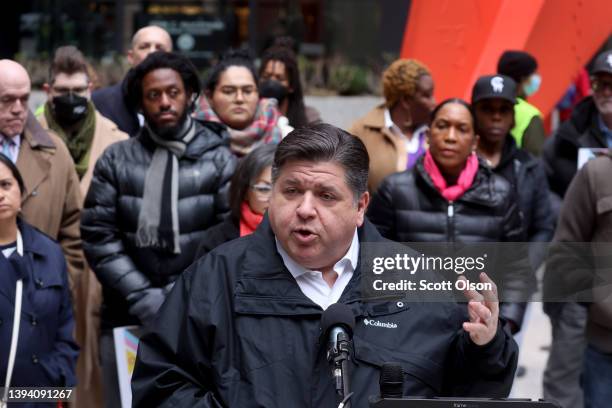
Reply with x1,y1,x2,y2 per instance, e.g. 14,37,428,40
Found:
356,191,371,227
43,83,51,96
127,49,135,67
186,91,197,111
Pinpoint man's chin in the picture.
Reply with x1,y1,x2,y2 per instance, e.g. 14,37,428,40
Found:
151,122,181,138
5,125,25,137
286,245,323,268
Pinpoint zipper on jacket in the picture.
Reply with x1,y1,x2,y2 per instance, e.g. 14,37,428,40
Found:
447,201,455,242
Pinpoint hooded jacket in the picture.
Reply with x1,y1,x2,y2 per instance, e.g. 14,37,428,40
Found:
367,157,535,331
132,218,518,407
81,119,236,329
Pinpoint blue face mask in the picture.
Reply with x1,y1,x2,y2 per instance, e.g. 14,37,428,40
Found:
523,73,541,97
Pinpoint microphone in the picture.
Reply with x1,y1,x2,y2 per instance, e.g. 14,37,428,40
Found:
379,362,404,398
321,303,355,355
321,304,355,406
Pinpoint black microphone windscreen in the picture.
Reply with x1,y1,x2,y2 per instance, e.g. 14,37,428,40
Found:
380,362,404,398
320,303,355,338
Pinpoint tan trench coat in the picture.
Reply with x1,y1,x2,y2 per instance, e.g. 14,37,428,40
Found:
18,113,84,285
37,110,128,408
348,104,410,194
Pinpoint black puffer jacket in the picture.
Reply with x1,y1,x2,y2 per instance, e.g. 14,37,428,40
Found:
367,157,534,331
368,157,524,243
81,119,236,329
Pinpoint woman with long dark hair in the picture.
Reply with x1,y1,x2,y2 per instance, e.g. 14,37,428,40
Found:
258,38,321,128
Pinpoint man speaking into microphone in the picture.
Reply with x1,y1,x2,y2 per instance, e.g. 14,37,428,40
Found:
131,124,518,407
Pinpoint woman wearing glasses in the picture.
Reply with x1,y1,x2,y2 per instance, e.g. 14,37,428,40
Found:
196,50,282,156
195,144,276,260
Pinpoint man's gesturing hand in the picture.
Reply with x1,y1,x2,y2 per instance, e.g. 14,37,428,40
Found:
460,272,499,346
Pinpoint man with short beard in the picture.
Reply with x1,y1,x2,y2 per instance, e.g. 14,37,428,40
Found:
81,51,235,407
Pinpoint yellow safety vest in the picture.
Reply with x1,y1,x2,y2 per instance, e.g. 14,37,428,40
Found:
511,97,541,147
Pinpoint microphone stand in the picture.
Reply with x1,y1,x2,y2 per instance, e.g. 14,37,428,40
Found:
329,331,353,408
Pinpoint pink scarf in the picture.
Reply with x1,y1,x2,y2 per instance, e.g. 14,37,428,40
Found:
423,150,479,202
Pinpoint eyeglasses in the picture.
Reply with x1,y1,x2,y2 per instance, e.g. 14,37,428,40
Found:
591,79,612,93
218,85,258,100
250,183,272,200
51,86,89,96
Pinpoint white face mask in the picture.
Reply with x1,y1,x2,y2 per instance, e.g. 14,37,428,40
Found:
523,73,541,97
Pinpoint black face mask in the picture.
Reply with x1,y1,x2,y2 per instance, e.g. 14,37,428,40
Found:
52,94,88,126
259,79,289,105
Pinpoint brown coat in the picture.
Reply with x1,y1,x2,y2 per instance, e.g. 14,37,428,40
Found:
548,152,612,353
37,109,128,408
348,105,409,194
18,113,85,286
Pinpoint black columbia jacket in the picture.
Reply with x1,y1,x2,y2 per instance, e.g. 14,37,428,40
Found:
132,218,518,407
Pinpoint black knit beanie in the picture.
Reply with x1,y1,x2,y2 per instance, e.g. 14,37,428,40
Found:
497,50,538,82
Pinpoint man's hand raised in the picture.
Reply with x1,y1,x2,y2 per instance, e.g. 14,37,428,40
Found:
460,272,499,346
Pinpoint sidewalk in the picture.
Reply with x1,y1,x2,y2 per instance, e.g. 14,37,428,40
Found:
512,302,550,399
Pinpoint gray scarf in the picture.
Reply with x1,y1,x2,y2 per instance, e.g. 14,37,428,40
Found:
136,117,196,254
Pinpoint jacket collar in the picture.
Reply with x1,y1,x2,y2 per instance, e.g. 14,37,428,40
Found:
17,218,49,257
557,97,606,147
22,111,56,150
496,135,538,173
137,118,229,159
18,113,58,202
234,215,389,317
0,219,50,311
414,155,503,207
361,104,387,130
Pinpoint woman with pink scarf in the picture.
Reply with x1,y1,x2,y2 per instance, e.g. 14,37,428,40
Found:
368,98,534,335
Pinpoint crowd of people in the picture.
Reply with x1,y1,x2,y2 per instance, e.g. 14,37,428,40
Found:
0,23,611,408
